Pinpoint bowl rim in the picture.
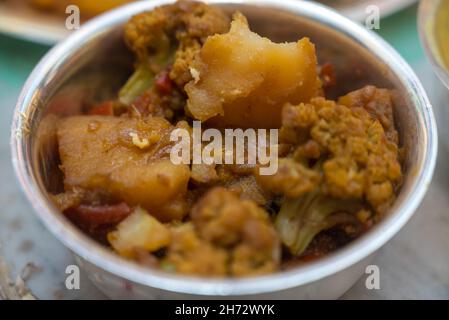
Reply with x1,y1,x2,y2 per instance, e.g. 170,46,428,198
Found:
11,0,438,296
418,0,449,90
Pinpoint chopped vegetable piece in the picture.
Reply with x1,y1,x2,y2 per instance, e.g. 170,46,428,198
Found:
155,69,173,96
108,207,171,258
119,64,155,106
319,62,337,88
185,13,321,128
88,100,115,116
162,223,227,276
275,191,359,256
64,202,132,242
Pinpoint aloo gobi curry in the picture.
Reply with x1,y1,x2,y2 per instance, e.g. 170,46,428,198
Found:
52,1,402,277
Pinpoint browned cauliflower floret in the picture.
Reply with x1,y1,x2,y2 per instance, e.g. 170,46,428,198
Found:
282,95,402,212
256,158,321,199
162,223,228,276
124,0,230,88
171,41,202,88
279,101,319,146
191,163,219,184
224,175,270,206
191,187,280,276
338,85,398,144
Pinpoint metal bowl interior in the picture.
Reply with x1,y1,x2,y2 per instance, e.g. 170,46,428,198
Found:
11,0,437,296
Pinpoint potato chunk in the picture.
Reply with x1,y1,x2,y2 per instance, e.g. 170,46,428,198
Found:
109,160,190,221
57,115,190,221
108,207,171,258
185,13,321,128
57,115,171,188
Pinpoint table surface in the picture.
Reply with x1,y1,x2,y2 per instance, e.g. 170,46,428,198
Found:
1,4,448,299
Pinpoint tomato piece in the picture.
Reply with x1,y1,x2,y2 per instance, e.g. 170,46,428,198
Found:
131,90,152,116
88,100,115,116
155,70,173,95
66,203,131,225
319,62,336,88
65,203,132,242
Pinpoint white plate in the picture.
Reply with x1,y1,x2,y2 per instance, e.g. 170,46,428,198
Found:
0,0,418,45
318,0,418,22
0,2,69,45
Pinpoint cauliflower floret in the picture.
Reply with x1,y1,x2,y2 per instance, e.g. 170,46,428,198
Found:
191,163,218,184
224,175,270,206
162,223,228,276
338,85,398,144
191,187,280,276
264,89,401,257
124,0,230,88
275,190,362,256
280,95,402,211
256,158,321,199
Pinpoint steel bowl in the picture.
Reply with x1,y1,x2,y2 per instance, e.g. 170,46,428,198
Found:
11,0,437,299
418,0,449,150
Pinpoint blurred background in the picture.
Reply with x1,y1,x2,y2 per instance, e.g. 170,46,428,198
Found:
1,0,449,299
